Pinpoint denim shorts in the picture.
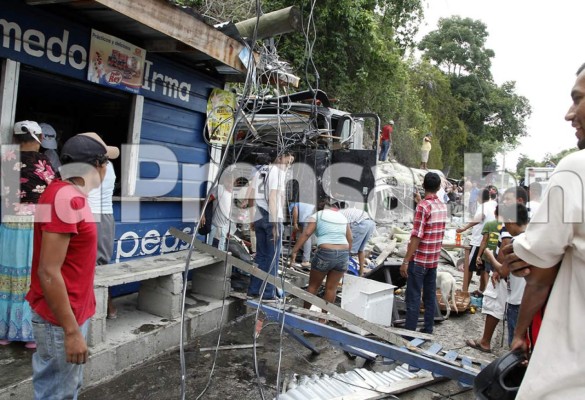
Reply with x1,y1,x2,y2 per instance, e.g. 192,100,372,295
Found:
311,248,349,273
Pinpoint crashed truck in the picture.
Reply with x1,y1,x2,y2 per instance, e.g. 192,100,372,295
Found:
222,89,437,221
216,89,461,286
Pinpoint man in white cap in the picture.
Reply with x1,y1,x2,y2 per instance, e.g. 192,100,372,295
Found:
39,123,61,171
26,132,119,399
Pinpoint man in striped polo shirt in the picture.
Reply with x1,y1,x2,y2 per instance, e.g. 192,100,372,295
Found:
400,172,448,334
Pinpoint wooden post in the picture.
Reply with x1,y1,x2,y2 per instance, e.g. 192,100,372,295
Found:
0,59,19,145
235,6,302,40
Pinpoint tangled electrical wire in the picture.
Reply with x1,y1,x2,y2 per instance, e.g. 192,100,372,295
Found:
175,1,341,399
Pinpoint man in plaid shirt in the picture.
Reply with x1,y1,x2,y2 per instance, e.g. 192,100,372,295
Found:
400,172,448,334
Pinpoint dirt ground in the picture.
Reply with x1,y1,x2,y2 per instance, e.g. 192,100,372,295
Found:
80,261,510,400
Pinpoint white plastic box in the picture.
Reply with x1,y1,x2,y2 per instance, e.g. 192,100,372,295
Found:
341,274,395,335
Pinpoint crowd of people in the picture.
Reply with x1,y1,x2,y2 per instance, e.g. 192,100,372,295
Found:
1,121,118,398
3,63,585,399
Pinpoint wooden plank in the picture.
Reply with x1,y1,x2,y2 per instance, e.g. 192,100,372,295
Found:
93,0,248,73
375,240,397,266
252,301,478,386
199,344,261,352
461,356,481,373
443,350,459,363
26,0,75,4
408,338,425,348
0,59,19,145
406,344,462,368
426,343,443,355
282,304,432,340
170,228,430,343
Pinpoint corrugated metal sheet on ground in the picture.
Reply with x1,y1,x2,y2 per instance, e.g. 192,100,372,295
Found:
277,364,434,400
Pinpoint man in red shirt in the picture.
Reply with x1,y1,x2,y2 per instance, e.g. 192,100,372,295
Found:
26,132,119,399
400,172,448,334
379,120,394,161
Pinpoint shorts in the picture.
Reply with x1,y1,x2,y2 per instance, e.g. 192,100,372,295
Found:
481,277,507,320
421,150,430,163
468,245,480,272
311,248,349,273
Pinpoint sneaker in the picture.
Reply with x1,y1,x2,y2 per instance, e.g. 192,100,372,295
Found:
300,261,311,270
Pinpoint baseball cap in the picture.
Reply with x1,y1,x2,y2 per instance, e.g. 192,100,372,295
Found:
60,132,119,165
13,120,42,144
389,120,394,125
39,123,58,150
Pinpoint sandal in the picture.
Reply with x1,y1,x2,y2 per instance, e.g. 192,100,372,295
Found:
0,339,11,346
465,339,491,353
25,342,36,349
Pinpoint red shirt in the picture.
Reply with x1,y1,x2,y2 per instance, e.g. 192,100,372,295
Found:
380,125,393,141
410,194,448,268
26,180,97,326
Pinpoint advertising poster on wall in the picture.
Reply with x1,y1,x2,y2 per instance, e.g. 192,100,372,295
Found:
206,88,237,145
87,29,146,94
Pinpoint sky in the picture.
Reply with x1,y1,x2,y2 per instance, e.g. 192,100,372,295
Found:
416,0,585,171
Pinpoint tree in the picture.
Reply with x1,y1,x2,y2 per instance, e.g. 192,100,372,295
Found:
418,16,494,78
418,16,531,171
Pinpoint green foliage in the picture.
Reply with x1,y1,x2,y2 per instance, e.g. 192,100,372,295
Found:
418,16,531,173
172,2,531,179
418,16,494,78
515,147,578,178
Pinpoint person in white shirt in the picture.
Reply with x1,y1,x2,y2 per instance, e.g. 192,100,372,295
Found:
247,151,293,300
526,181,542,218
88,159,118,319
206,177,234,252
456,188,496,292
503,63,585,399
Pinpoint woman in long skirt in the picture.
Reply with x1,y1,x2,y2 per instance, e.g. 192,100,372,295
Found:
0,121,56,348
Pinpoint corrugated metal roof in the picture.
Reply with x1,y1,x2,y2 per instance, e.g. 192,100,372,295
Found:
278,365,435,400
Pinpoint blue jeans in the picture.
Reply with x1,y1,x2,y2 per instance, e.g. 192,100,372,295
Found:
379,140,390,161
31,312,90,400
507,303,520,346
299,222,312,262
207,224,228,251
248,207,282,299
404,263,437,333
350,219,376,253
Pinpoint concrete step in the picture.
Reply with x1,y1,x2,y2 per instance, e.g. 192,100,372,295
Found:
0,293,243,400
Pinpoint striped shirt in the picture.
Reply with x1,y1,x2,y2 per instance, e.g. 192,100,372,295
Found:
411,194,448,268
339,207,371,224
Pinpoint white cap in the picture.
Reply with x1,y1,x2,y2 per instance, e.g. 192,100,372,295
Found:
389,120,394,125
39,123,58,150
13,120,42,145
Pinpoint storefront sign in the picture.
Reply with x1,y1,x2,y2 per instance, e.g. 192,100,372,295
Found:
87,29,146,94
206,88,237,145
1,0,220,109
